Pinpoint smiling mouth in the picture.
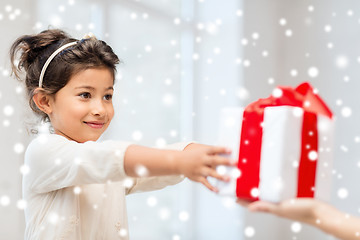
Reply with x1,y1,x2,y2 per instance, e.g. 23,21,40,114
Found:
84,121,105,129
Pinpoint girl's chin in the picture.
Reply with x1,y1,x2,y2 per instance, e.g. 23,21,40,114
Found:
54,128,105,143
77,135,102,143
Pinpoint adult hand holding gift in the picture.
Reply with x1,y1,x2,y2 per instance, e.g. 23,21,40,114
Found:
216,82,334,202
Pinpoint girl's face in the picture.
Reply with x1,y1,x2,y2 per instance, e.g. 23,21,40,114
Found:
48,68,115,143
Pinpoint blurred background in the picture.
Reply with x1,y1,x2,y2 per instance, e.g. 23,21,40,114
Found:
1,0,360,239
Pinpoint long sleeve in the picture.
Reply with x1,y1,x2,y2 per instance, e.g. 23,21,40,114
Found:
126,142,192,194
24,134,132,194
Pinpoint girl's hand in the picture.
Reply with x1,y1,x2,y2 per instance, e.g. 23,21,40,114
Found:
178,144,235,192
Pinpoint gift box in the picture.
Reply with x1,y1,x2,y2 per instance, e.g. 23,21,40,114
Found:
216,82,334,202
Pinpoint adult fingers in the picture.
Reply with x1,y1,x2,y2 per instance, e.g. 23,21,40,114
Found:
248,201,277,213
236,199,251,207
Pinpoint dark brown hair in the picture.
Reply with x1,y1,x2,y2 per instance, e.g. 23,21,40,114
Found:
10,29,120,121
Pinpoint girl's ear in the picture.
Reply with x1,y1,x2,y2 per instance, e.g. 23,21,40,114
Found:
32,88,54,115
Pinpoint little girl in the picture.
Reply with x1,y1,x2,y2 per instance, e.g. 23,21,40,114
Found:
10,29,233,240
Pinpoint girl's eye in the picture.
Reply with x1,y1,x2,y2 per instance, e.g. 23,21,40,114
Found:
104,94,113,101
79,92,91,99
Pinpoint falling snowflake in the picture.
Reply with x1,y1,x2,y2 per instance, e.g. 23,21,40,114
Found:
172,235,181,240
340,145,349,152
217,166,227,175
144,45,152,52
236,9,243,17
17,199,27,210
123,178,135,188
221,197,236,209
130,12,137,20
162,93,175,106
291,222,302,233
341,106,352,118
241,38,248,46
279,18,287,26
13,143,24,154
235,58,242,64
337,188,348,199
237,87,249,100
136,76,143,83
250,188,259,198
58,5,65,12
324,25,332,32
135,164,149,177
178,211,189,222
19,164,30,175
307,67,319,78
132,130,143,141
243,59,251,67
231,168,241,178
73,186,81,194
244,226,255,237
292,107,304,117
48,212,59,225
213,47,221,54
290,69,298,77
335,55,349,69
158,207,171,220
118,228,128,237
3,105,14,116
252,32,260,40
155,138,166,148
272,88,283,98
192,53,199,60
308,151,318,161
174,18,181,25
146,196,157,207
0,195,10,206
285,29,293,37
169,130,178,137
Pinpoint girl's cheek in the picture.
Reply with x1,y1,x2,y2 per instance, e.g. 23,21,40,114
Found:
108,106,115,118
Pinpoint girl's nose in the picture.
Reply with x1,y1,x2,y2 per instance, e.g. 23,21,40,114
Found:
91,100,106,116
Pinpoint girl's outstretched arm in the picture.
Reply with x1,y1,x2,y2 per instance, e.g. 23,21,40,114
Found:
124,143,234,192
240,198,360,240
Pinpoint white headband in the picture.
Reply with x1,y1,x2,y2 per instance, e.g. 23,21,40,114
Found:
38,33,97,88
38,41,77,88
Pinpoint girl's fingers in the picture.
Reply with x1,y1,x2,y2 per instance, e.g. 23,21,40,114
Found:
208,146,232,155
199,177,218,192
206,168,230,182
207,155,236,167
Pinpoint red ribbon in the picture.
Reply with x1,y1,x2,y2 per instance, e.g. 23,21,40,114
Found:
235,82,333,200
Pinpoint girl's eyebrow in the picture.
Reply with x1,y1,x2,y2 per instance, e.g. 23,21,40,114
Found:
75,86,114,90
